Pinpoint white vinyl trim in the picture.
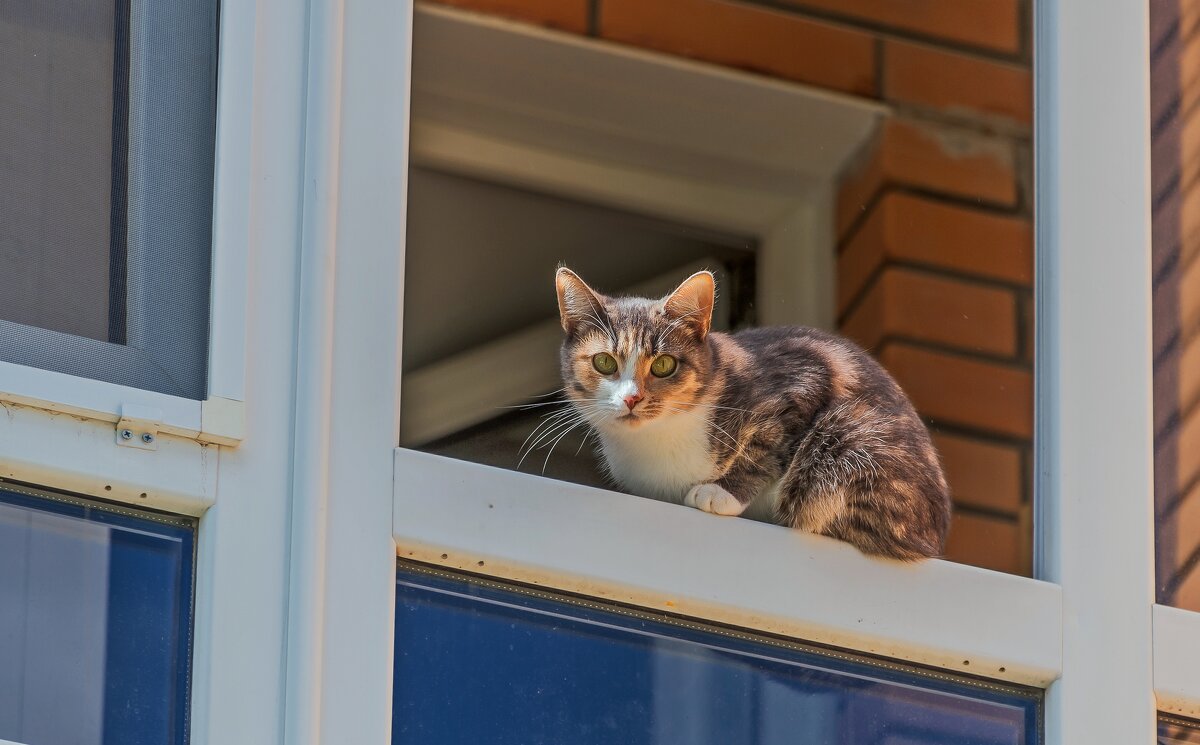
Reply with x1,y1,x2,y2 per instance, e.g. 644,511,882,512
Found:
1154,604,1200,718
394,449,1063,686
1035,0,1157,742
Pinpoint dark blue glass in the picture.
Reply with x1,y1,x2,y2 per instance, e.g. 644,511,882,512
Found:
0,485,194,745
1162,716,1200,744
394,564,1041,745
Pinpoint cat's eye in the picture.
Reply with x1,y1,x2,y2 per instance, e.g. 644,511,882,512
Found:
650,354,678,378
592,352,618,375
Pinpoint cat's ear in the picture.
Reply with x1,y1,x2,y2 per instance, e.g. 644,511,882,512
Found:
556,267,607,335
663,270,715,339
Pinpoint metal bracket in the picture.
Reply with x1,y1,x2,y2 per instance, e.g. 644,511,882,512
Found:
115,403,163,451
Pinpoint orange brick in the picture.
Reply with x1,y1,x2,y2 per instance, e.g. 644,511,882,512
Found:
933,432,1023,515
1182,332,1200,414
1165,481,1200,569
840,268,1018,356
838,192,1032,314
837,118,1020,237
427,0,589,33
1183,252,1200,337
782,0,1021,54
879,343,1032,438
1173,564,1200,612
1181,183,1200,269
944,512,1022,574
1183,28,1200,116
599,0,877,96
1179,405,1200,499
883,40,1032,125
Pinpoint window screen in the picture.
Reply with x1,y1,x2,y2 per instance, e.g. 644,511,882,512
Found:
0,0,217,400
0,484,195,745
394,563,1041,745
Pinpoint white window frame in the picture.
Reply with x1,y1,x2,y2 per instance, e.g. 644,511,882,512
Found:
390,2,1181,745
2,0,1191,743
397,0,1063,716
0,0,248,449
0,0,248,521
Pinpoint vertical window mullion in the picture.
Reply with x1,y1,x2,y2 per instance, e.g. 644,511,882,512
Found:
1035,0,1156,743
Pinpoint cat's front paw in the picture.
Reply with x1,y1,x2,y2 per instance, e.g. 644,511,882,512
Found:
684,483,747,516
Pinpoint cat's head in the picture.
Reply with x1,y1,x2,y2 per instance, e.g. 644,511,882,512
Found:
555,267,715,430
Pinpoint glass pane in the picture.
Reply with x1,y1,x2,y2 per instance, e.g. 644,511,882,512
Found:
1152,0,1200,609
394,564,1041,745
0,0,217,399
0,485,194,745
400,3,1034,574
1161,716,1200,744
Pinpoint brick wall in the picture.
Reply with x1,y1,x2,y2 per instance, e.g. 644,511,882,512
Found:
1153,0,1200,610
427,0,1034,574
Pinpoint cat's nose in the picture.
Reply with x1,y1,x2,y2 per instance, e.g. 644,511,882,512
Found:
623,393,643,411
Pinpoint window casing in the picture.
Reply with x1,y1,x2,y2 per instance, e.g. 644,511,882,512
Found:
1,0,1192,743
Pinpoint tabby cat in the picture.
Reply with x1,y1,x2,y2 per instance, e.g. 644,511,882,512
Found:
553,267,951,560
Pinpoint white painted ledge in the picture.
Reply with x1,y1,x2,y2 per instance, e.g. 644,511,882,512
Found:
0,360,244,446
0,400,217,516
1154,604,1200,717
393,448,1062,686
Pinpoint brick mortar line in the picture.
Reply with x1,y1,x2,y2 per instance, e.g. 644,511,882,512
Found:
839,185,1032,251
1156,465,1200,525
875,336,1033,375
920,418,1032,451
730,0,1031,66
889,102,1033,142
837,259,1033,328
587,0,601,36
871,333,1027,368
921,417,1027,446
951,502,1022,523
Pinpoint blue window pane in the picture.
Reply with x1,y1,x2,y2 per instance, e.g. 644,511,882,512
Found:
0,485,194,745
1162,716,1200,744
394,564,1041,745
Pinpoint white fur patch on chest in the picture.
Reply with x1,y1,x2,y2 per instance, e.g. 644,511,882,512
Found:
596,408,716,503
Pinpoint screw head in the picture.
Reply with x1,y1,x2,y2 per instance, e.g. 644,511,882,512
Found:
120,429,133,440
141,433,155,444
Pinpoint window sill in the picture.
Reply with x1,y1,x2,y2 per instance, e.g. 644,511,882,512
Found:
1153,604,1200,717
0,360,244,446
393,448,1062,687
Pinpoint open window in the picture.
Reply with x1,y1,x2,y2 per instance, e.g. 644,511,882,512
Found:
393,0,1053,731
398,5,877,493
398,4,1034,573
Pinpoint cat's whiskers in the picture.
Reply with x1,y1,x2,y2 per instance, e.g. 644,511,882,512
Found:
518,403,604,468
517,407,582,466
541,417,592,473
574,428,597,457
506,397,603,410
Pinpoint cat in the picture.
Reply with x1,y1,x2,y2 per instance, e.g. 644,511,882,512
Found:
553,266,951,560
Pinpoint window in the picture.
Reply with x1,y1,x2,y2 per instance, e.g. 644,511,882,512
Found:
399,2,1034,575
0,0,218,400
0,484,195,745
394,563,1041,745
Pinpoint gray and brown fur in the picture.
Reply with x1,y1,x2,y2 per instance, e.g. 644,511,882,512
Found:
554,267,951,560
